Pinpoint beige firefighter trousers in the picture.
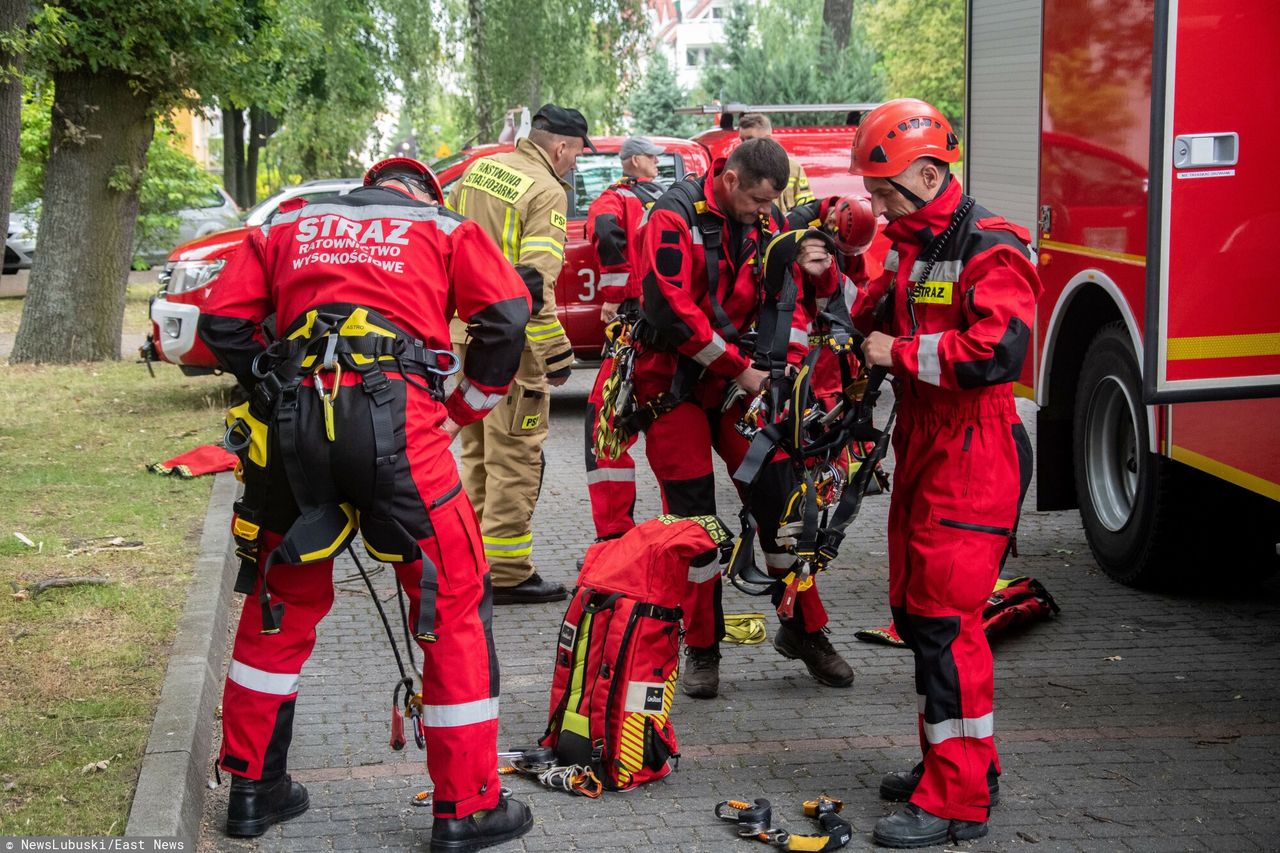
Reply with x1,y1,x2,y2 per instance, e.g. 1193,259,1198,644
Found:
456,343,551,587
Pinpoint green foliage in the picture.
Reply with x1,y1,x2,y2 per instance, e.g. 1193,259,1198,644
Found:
27,0,275,113
133,131,220,265
862,0,964,128
12,78,51,209
447,0,648,140
701,0,883,126
628,59,699,138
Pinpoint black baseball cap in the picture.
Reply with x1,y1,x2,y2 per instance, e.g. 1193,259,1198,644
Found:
532,103,597,153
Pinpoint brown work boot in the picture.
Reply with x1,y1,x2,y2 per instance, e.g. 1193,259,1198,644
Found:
681,645,720,699
773,625,854,687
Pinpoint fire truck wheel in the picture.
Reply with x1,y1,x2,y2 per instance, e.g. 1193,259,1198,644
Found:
1072,323,1184,586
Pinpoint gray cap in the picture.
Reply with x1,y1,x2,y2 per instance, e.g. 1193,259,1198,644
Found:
619,136,665,159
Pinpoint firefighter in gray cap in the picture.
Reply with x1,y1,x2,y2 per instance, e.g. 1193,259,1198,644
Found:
581,135,671,542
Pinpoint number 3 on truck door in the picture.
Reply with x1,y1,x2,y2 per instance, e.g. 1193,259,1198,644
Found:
578,268,596,302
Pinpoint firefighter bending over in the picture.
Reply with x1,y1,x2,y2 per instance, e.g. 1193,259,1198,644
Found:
198,157,536,852
847,99,1040,849
448,103,592,605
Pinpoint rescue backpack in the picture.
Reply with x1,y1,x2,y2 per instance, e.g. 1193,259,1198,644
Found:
541,514,731,790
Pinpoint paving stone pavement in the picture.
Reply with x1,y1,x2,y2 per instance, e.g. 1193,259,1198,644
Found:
198,368,1280,852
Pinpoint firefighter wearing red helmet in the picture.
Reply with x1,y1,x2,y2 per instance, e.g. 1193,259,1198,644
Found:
198,156,536,851
846,98,1040,847
631,137,853,699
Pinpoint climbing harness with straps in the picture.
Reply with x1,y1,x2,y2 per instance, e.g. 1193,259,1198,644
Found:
725,199,976,615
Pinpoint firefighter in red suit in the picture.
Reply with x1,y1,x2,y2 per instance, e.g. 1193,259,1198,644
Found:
583,137,668,540
197,157,536,852
845,100,1039,848
632,137,854,699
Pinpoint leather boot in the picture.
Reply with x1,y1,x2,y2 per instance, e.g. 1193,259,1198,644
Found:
872,803,987,848
226,773,310,837
492,572,567,605
880,762,1000,806
681,645,720,699
429,791,533,852
773,625,854,687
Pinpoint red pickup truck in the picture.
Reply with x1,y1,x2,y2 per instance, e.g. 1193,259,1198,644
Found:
145,112,884,372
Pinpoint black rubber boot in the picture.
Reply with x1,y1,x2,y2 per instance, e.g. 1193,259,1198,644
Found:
681,645,721,699
880,762,1000,807
872,804,988,849
225,773,310,837
773,625,855,687
429,792,534,852
492,572,567,605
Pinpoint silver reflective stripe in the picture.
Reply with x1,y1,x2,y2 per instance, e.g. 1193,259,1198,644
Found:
693,333,727,367
916,332,943,386
599,272,628,288
884,249,899,272
228,659,300,696
587,468,636,484
909,258,964,282
423,697,500,728
688,559,721,583
457,380,503,412
763,550,794,569
293,203,464,232
923,712,995,744
841,275,860,313
690,227,703,246
614,187,636,201
789,327,809,346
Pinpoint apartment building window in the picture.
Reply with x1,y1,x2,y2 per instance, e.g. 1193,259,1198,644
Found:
685,45,712,67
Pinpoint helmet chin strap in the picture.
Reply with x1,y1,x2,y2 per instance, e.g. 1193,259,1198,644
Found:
889,171,952,210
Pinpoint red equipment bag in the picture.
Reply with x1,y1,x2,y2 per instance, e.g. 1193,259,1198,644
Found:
982,575,1060,637
541,514,730,790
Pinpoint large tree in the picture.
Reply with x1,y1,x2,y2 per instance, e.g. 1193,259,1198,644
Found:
702,0,882,126
0,0,30,247
11,1,270,364
863,0,964,128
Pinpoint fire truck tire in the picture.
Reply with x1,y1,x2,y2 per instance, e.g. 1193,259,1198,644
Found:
1072,323,1185,586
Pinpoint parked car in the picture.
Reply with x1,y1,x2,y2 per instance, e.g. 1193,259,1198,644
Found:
4,205,38,274
145,113,887,372
143,179,361,372
134,185,242,267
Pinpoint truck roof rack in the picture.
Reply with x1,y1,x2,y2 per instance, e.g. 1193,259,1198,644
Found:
676,103,882,130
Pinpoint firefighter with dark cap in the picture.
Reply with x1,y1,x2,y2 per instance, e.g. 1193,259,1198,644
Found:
739,112,814,213
631,137,854,700
448,103,592,605
583,135,669,541
846,98,1039,848
198,157,536,851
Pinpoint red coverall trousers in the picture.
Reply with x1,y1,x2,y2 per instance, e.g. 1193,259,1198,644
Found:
635,358,829,648
584,354,638,539
887,392,1027,823
219,374,501,820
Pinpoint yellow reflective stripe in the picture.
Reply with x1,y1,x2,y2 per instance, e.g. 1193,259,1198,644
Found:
297,504,358,562
526,321,565,342
519,236,564,261
482,533,532,545
501,207,519,263
483,532,533,558
1167,332,1280,361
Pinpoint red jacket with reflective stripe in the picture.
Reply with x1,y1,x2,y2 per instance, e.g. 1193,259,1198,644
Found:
198,186,531,426
635,163,837,382
586,177,665,303
851,178,1041,407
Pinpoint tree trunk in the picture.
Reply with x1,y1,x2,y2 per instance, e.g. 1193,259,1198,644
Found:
0,0,29,241
823,0,852,52
246,105,277,208
467,0,494,139
222,104,248,208
10,69,153,363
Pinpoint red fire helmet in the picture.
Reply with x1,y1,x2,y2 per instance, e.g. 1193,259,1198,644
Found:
830,195,877,256
849,98,960,178
363,156,444,202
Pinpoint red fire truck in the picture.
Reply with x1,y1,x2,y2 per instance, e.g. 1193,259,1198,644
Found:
966,0,1280,584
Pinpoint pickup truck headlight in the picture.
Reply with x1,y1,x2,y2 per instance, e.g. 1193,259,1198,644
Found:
163,259,226,294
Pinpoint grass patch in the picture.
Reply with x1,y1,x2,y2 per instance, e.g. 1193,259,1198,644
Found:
0,281,159,337
0,356,237,835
